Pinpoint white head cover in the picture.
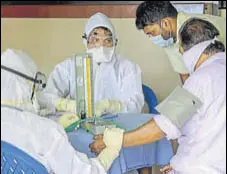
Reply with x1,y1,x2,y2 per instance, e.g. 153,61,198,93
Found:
1,48,39,113
182,37,218,74
83,12,117,47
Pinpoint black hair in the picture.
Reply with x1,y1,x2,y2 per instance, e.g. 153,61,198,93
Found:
179,18,225,53
82,26,118,46
82,27,112,40
135,1,178,30
90,27,112,36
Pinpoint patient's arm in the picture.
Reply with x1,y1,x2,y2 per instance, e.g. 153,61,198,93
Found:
90,118,165,154
123,118,165,147
90,113,182,154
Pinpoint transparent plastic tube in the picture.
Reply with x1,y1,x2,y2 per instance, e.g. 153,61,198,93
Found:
65,117,126,133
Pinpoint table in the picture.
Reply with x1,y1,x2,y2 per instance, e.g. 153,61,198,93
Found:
62,113,174,174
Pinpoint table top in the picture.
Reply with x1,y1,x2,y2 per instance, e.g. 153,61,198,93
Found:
64,113,174,173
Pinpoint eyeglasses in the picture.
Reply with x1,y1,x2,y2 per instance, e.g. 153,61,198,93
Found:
83,34,114,48
1,65,47,101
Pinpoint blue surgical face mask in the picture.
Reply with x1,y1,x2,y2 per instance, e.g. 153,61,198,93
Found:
149,21,174,47
150,35,174,47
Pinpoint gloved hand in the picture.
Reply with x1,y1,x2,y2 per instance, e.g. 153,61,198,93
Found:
97,127,124,171
56,98,76,113
95,99,122,117
58,113,80,129
39,107,56,117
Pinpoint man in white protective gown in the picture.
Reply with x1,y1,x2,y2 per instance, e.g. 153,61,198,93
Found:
1,48,123,174
38,12,144,126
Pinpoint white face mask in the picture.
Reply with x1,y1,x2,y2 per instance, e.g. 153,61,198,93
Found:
182,38,217,74
87,46,115,63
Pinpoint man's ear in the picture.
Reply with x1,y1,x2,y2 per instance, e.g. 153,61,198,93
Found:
161,18,171,30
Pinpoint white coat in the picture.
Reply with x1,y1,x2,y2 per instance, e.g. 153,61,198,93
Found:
154,52,226,174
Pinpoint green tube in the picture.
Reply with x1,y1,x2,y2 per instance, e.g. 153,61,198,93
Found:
65,118,94,133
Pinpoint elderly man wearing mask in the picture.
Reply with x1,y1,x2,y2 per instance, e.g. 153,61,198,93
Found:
90,18,226,174
1,48,123,174
38,12,144,128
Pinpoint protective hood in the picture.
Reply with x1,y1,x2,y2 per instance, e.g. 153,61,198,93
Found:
1,48,39,113
83,12,117,46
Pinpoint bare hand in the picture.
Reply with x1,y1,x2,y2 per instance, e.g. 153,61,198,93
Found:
160,164,173,174
89,134,106,156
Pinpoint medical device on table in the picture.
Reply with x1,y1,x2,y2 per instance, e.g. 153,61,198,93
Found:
65,53,123,134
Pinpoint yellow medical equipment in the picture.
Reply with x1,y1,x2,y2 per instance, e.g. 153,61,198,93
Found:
74,53,94,119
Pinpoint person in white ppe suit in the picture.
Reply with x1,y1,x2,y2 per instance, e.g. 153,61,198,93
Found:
90,18,226,174
38,12,144,127
1,48,122,174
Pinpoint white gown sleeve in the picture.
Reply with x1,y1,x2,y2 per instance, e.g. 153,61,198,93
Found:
153,71,206,140
153,114,182,140
38,58,72,112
